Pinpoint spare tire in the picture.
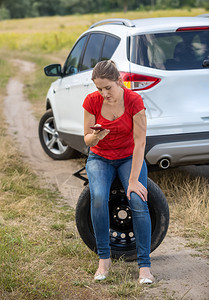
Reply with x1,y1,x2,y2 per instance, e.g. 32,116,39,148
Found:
75,177,169,261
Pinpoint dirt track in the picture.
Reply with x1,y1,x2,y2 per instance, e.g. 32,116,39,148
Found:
3,59,209,300
4,59,85,208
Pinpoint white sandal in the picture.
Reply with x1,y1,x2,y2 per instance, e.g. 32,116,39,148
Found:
139,274,155,284
94,259,111,281
94,272,108,281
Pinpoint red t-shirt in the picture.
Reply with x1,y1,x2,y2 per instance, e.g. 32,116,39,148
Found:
82,88,145,160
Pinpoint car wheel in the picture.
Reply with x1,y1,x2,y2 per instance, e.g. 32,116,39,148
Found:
75,177,169,261
38,109,76,160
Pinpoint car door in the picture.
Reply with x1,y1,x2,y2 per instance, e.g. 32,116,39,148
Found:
65,33,107,134
53,32,121,137
53,33,107,137
52,34,88,136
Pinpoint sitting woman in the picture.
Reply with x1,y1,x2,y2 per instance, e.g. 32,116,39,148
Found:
82,60,154,284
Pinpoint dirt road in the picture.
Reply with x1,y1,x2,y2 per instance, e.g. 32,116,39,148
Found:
3,59,85,208
3,59,209,300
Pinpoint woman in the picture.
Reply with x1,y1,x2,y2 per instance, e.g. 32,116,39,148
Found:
82,60,154,284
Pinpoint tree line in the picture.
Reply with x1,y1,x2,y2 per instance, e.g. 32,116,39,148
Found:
0,0,208,20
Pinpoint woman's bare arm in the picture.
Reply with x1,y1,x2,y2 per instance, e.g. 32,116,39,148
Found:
127,109,147,201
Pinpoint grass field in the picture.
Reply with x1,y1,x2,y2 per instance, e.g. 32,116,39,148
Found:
0,9,209,299
0,8,208,54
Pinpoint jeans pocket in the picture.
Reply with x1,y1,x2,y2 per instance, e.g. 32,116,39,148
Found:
87,151,99,162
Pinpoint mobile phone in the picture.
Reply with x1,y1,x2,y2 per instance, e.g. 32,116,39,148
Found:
90,126,106,131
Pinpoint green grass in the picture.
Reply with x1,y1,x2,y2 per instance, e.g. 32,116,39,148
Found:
0,8,208,54
22,55,56,118
149,169,209,257
0,58,12,91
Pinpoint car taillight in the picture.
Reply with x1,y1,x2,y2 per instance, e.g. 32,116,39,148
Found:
176,26,209,31
120,72,161,91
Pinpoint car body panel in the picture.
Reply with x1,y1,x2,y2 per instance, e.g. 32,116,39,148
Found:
52,71,94,135
130,68,209,136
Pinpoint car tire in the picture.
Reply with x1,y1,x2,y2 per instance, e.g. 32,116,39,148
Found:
38,109,76,160
75,177,169,261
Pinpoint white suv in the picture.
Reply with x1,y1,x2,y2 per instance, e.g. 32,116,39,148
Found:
39,16,209,169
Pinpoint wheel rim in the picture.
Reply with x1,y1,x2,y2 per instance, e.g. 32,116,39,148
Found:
109,188,136,251
108,186,155,252
42,116,69,155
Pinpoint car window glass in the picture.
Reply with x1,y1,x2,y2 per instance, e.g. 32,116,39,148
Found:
80,33,105,71
130,30,209,70
101,35,120,60
64,35,87,76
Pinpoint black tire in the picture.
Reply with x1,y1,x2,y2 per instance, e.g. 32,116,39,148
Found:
75,177,169,261
38,109,76,160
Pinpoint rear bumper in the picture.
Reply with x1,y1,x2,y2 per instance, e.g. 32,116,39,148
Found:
146,131,209,167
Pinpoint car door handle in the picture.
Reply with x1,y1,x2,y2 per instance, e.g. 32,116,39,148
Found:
65,85,70,90
83,83,89,87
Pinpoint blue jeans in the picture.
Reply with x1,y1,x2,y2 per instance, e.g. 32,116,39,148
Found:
86,151,151,268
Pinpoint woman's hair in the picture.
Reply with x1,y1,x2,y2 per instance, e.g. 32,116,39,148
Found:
91,60,120,81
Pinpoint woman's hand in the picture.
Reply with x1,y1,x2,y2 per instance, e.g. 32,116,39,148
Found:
127,179,148,202
84,118,110,147
92,124,110,140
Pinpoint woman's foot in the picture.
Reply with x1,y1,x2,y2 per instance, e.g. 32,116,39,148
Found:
139,267,155,284
94,258,111,281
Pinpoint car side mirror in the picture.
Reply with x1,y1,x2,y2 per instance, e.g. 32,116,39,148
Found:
202,59,209,68
44,64,63,77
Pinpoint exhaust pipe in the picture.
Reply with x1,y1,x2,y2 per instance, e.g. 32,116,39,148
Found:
159,158,170,169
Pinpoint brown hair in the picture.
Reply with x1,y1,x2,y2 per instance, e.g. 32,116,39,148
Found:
91,60,120,81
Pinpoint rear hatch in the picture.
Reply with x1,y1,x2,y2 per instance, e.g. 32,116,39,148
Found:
125,26,209,137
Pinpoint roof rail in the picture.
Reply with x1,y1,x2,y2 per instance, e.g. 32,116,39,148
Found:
197,14,209,18
89,18,135,29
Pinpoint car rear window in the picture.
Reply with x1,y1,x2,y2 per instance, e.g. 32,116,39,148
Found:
129,30,209,70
